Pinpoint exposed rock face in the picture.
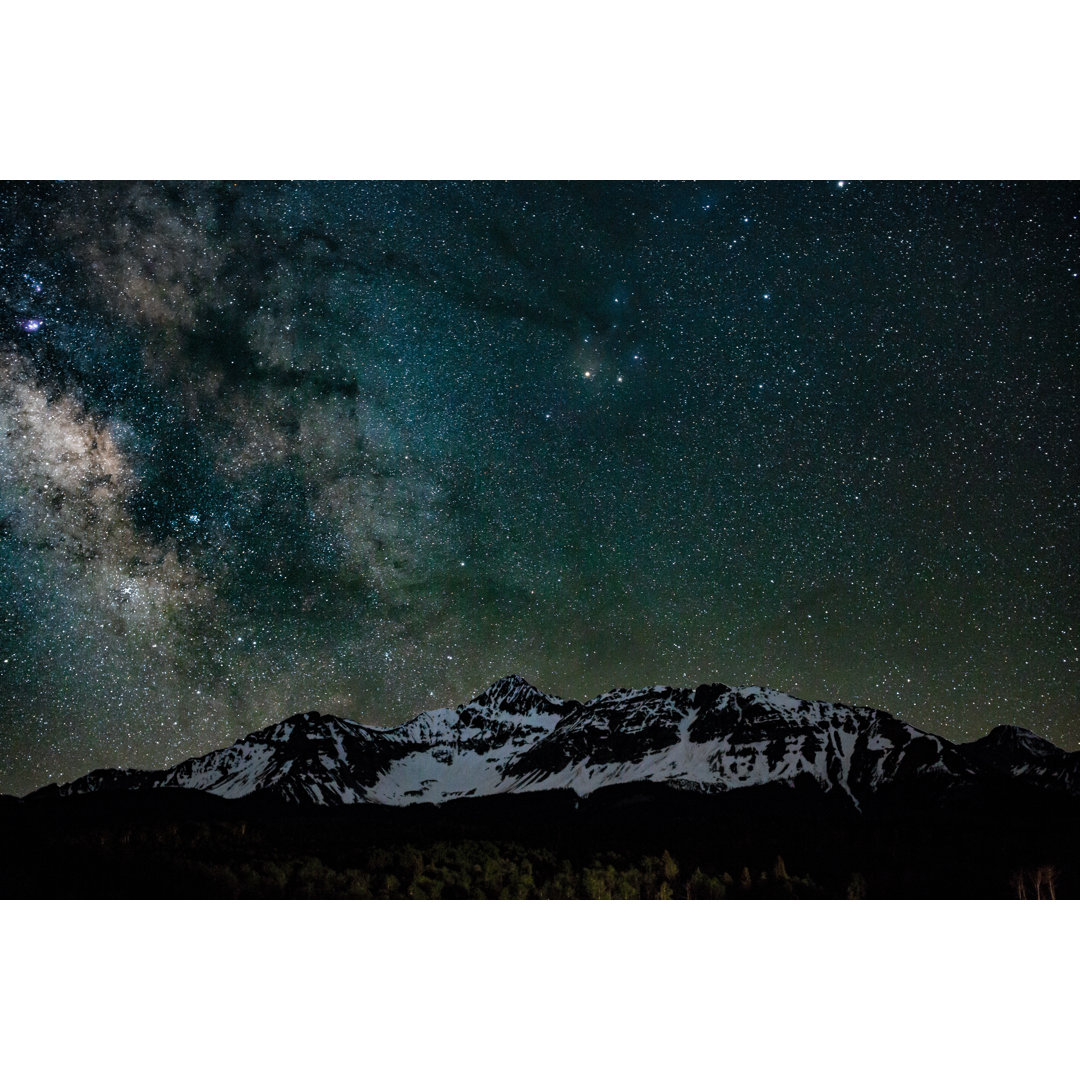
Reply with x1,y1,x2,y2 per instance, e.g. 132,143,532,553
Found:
41,676,1078,809
965,725,1080,795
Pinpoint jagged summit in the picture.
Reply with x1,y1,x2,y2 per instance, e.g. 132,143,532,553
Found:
37,677,1080,809
479,673,538,694
284,711,325,723
468,674,571,716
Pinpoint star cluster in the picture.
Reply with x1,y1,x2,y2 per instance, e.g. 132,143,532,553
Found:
0,181,1076,793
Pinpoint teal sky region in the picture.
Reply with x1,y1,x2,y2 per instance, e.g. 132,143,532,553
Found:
0,181,1076,794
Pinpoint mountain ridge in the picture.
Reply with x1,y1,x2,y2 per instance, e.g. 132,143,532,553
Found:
30,676,1080,809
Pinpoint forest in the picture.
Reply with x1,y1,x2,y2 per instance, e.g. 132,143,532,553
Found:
2,780,1075,898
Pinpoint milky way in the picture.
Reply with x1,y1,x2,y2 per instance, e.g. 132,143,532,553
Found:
0,181,1076,794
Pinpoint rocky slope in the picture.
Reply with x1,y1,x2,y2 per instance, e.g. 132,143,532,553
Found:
36,674,1079,809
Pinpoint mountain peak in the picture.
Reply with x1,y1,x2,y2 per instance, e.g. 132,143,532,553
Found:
488,673,535,693
984,724,1041,741
971,725,1062,759
470,674,566,715
283,711,323,724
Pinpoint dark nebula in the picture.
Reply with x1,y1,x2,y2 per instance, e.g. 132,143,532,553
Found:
0,181,1076,794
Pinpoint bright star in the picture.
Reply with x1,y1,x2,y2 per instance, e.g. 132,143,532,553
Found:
21,319,42,332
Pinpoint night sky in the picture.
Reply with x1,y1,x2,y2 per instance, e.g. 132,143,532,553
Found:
0,180,1076,795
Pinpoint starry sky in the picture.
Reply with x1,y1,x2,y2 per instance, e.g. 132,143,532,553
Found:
0,180,1076,794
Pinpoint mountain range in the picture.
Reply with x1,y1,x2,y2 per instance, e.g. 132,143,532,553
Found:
31,674,1080,810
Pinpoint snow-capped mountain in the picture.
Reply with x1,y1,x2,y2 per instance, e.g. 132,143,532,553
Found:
38,674,1078,809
